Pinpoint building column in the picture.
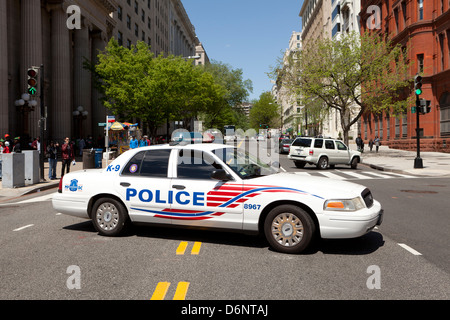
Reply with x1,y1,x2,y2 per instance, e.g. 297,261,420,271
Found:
91,31,107,139
20,0,43,139
50,3,72,141
0,0,8,133
73,18,92,138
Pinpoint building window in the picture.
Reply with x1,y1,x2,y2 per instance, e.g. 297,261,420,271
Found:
439,33,445,71
127,39,131,49
418,0,424,20
127,15,131,29
134,1,138,14
135,23,139,37
440,92,450,136
118,6,122,21
401,1,407,27
394,8,399,33
402,114,407,138
118,31,123,46
142,9,145,22
417,54,424,73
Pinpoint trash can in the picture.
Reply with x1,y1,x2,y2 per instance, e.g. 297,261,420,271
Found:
94,149,103,168
82,149,95,169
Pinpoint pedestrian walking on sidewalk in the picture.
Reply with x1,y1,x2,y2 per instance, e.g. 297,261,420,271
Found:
61,137,75,177
355,134,363,153
47,141,59,180
369,139,373,152
374,136,380,153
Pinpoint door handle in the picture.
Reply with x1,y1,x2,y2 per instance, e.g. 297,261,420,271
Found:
120,182,131,187
172,185,186,190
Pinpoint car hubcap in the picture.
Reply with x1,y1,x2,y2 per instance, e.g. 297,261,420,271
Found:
96,202,119,231
271,213,304,247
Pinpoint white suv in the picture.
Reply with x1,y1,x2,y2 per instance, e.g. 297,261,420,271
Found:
288,137,361,169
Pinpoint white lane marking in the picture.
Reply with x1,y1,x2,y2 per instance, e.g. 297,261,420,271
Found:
16,194,54,204
335,170,374,180
398,243,422,256
13,224,34,231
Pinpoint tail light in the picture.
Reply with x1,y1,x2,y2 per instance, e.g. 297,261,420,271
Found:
58,178,63,193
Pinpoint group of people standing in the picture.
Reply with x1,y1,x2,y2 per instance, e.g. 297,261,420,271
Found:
356,134,381,153
129,135,151,149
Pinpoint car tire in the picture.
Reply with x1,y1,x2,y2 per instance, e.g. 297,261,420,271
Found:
294,161,306,168
264,205,315,254
351,157,358,169
92,197,129,236
317,157,328,170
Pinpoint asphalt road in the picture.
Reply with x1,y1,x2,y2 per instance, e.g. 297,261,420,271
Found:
1,159,449,302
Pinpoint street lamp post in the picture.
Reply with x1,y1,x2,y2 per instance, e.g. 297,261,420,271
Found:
15,93,38,137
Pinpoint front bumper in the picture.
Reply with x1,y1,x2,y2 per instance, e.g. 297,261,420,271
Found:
318,200,384,239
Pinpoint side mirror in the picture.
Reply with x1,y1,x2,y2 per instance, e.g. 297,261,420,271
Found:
211,169,232,181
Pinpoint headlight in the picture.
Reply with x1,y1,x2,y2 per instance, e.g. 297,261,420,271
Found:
324,197,365,212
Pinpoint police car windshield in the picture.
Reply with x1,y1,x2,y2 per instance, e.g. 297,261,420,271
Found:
213,147,278,179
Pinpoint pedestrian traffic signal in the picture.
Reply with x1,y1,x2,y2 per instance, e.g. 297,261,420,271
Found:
414,74,422,95
27,67,39,96
419,99,431,114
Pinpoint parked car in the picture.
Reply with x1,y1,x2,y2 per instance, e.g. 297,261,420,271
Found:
278,138,293,154
288,137,361,169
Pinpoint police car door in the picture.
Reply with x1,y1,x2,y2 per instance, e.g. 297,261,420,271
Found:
170,148,243,229
117,149,173,224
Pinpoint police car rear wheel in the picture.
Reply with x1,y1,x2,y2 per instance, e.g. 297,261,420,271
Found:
264,205,315,254
92,198,128,236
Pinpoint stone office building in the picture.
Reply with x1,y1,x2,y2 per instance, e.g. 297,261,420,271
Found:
0,0,202,144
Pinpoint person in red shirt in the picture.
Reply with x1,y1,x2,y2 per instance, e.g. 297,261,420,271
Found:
61,137,75,177
3,141,11,153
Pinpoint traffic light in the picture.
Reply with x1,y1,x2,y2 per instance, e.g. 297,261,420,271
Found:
414,74,422,95
27,67,39,96
419,99,431,114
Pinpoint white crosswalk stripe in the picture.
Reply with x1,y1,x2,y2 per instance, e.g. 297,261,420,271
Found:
293,170,417,180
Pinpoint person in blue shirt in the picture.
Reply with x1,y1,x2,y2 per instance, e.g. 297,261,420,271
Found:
129,136,138,149
139,137,147,147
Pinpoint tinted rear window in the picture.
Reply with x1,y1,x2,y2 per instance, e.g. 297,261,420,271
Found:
292,138,311,147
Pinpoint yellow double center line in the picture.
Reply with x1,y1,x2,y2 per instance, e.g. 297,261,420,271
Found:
176,241,202,255
151,282,190,300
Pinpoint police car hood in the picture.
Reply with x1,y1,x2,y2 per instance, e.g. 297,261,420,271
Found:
248,172,366,199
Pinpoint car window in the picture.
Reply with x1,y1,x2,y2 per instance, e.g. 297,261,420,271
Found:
122,151,145,175
292,138,311,147
140,149,171,177
314,139,323,148
325,140,335,149
177,150,221,180
121,149,171,177
335,141,348,150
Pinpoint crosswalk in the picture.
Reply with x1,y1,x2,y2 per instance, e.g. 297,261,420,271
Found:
291,169,417,181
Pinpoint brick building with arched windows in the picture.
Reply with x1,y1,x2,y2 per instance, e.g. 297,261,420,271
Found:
359,0,450,152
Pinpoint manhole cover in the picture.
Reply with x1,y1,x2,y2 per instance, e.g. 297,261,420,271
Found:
400,190,438,194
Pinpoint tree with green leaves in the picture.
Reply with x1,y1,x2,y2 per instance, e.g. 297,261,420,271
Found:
93,38,225,136
199,61,253,131
249,91,280,130
277,31,413,145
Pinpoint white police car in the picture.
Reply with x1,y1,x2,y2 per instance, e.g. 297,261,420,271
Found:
52,143,383,254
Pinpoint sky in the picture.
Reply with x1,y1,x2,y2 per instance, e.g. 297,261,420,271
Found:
182,0,304,102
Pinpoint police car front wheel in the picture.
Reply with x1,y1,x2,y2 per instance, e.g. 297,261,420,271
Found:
92,197,129,236
264,205,315,254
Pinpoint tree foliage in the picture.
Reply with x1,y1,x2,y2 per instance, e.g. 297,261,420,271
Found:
277,31,413,144
249,91,279,130
93,39,241,135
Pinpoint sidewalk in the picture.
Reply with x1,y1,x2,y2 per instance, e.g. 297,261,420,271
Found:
0,157,109,202
356,145,450,177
